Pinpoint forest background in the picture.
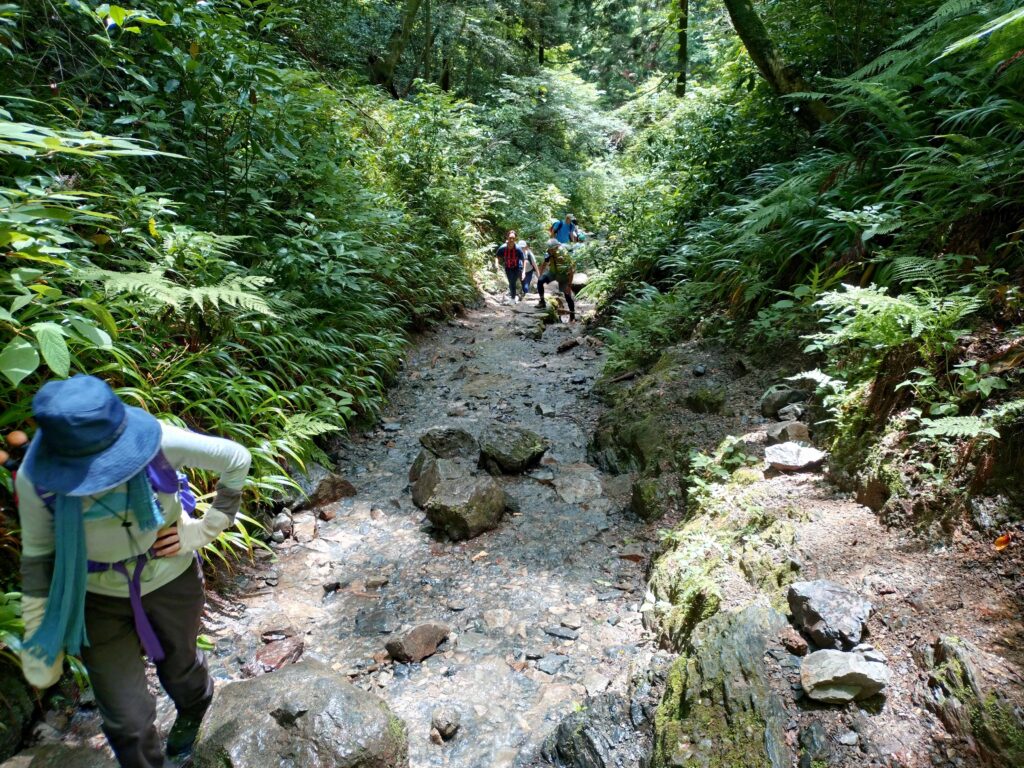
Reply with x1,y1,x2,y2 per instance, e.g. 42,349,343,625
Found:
1,0,1023,727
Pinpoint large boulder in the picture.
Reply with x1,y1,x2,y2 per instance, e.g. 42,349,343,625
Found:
652,603,792,768
193,660,407,768
800,646,890,703
411,456,471,509
424,475,505,541
0,745,116,768
478,421,549,475
787,580,871,650
418,427,477,459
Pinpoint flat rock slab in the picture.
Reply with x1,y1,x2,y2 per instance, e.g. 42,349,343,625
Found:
385,622,450,663
788,580,871,650
478,421,550,474
800,648,890,703
553,463,604,503
765,442,825,472
194,660,408,768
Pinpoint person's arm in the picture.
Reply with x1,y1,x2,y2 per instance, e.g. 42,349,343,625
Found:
157,424,251,555
14,469,64,688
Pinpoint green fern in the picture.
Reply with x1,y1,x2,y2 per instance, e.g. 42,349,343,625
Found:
80,268,275,316
916,415,999,439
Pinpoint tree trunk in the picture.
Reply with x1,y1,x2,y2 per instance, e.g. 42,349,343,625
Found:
721,0,835,131
373,0,423,97
422,0,433,82
675,0,688,96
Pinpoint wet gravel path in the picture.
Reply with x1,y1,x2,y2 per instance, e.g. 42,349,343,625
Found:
205,294,657,767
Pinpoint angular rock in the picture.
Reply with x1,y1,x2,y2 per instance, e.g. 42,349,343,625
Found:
430,707,460,741
800,648,890,703
411,456,472,509
777,403,807,422
0,745,117,768
478,421,549,474
797,722,830,768
543,626,580,641
765,442,825,472
766,421,810,446
418,427,478,460
541,693,650,768
760,384,809,418
424,475,505,541
385,622,450,663
289,462,356,510
553,464,603,504
291,512,317,543
193,660,407,767
788,580,872,650
779,625,808,656
536,654,569,675
652,604,792,768
272,511,293,537
241,635,305,678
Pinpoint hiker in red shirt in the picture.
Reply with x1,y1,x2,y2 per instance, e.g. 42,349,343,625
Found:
494,230,525,304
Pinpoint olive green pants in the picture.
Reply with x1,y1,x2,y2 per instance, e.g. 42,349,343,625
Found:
82,559,212,768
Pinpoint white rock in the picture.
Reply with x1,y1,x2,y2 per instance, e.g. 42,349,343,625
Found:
765,442,826,471
800,649,890,703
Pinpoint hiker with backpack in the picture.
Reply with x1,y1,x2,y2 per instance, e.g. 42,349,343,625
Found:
549,213,580,245
536,238,577,322
15,374,251,768
494,229,525,303
518,239,540,295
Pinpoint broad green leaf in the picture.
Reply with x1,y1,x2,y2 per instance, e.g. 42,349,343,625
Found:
32,322,70,378
73,299,119,337
70,318,113,349
0,337,39,385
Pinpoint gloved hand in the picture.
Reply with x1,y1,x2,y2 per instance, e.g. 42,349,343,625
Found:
19,595,64,689
175,486,243,554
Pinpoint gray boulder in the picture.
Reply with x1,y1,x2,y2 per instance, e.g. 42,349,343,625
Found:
0,745,116,768
418,427,477,459
424,475,505,541
800,647,890,703
411,456,472,509
541,693,650,768
760,384,808,418
193,660,407,768
478,421,549,474
766,421,810,445
788,580,871,650
765,442,825,472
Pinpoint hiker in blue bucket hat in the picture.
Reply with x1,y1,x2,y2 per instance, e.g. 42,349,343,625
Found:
15,375,251,768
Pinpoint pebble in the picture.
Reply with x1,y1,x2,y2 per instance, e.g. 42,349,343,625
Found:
838,730,859,746
536,654,569,675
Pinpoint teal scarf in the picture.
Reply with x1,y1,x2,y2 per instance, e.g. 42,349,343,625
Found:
25,471,164,664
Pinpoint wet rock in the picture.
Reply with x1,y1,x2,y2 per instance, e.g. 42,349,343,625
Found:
788,580,872,650
797,722,830,768
760,384,808,418
684,384,726,414
424,474,505,541
385,622,450,663
766,421,810,445
652,603,792,768
418,427,478,459
765,442,826,472
535,402,556,417
289,462,357,510
543,626,580,641
925,635,1024,765
478,421,549,474
537,654,569,675
241,635,305,678
0,661,35,762
194,660,407,768
0,745,116,768
291,512,318,543
800,648,890,703
272,511,293,537
777,402,807,422
410,456,471,509
430,707,460,741
541,693,650,768
553,464,603,503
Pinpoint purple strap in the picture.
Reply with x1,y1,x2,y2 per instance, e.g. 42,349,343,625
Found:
146,452,197,514
87,553,165,662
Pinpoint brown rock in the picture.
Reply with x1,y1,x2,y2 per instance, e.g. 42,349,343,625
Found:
242,635,304,677
779,626,808,656
385,622,450,663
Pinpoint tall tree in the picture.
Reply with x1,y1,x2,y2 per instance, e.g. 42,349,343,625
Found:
371,0,424,96
721,0,835,131
675,0,688,96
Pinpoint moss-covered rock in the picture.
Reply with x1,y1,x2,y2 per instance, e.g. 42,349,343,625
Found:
630,474,684,522
685,385,727,415
478,421,549,474
651,603,792,768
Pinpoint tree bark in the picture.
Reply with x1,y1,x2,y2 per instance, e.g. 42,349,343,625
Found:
721,0,835,131
675,0,688,96
373,0,423,97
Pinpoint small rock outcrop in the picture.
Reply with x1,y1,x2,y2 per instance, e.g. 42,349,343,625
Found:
788,580,871,650
424,475,505,541
289,461,356,510
385,622,450,663
430,707,460,742
800,646,890,703
766,421,810,445
541,693,650,768
760,384,808,418
765,442,825,472
193,660,408,768
418,427,478,459
411,456,470,509
478,421,549,474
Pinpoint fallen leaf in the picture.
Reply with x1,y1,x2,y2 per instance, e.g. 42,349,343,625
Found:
994,533,1012,551
471,550,489,562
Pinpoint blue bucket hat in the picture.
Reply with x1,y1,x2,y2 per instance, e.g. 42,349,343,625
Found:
23,374,162,496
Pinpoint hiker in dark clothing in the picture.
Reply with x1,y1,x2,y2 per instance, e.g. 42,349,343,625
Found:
537,238,576,321
519,239,540,295
495,230,525,303
16,375,251,768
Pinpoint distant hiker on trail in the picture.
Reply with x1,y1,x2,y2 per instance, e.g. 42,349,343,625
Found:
537,237,577,322
495,230,525,303
550,213,580,245
519,239,540,295
15,375,251,768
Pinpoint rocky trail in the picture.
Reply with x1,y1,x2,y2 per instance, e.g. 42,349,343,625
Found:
9,290,1024,768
